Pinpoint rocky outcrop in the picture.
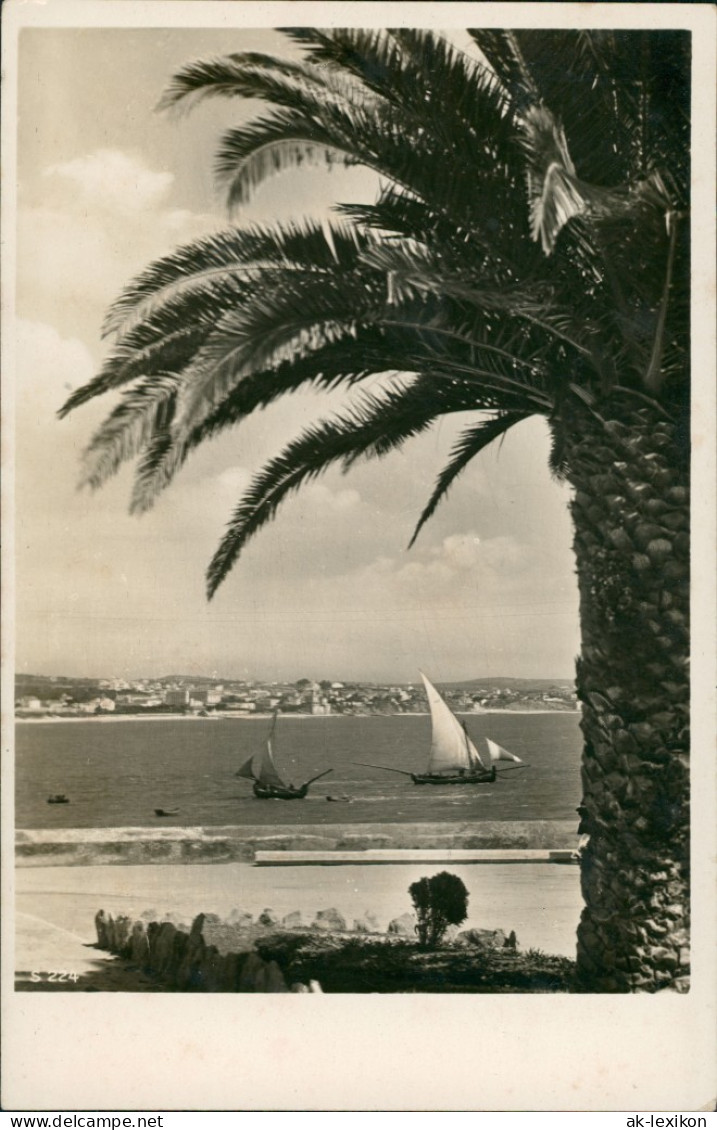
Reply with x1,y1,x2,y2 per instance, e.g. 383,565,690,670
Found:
311,908,347,932
387,913,416,937
257,960,290,993
110,913,133,954
152,922,178,975
228,909,254,928
95,910,111,948
456,928,510,950
353,911,379,934
281,910,305,929
176,914,207,989
95,904,524,991
96,910,294,992
130,920,150,965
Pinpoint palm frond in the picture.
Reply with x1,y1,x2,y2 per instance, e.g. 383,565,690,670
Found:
282,27,415,109
206,373,488,597
174,269,558,443
467,30,539,104
216,118,360,211
643,209,680,392
210,35,523,222
79,374,180,491
171,264,387,435
338,190,444,244
408,411,530,547
143,297,554,519
58,326,207,418
103,219,364,337
547,423,570,480
60,220,370,422
129,429,176,516
67,25,690,596
157,51,354,114
127,332,397,514
287,27,512,142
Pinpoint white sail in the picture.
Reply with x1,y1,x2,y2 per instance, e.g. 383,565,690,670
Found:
420,672,489,774
485,737,523,764
256,714,290,788
235,755,256,781
249,713,287,788
239,712,330,795
256,743,289,788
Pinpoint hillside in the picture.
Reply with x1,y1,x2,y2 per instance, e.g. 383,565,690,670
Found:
439,676,574,693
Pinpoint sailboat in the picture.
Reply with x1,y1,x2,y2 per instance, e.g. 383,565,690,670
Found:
236,712,333,800
357,671,525,785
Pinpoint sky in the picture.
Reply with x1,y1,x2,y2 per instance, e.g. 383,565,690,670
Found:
12,23,582,684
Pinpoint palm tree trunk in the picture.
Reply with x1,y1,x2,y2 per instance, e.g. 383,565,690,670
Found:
560,400,690,992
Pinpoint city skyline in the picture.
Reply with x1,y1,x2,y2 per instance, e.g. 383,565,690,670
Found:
16,667,577,685
14,24,580,684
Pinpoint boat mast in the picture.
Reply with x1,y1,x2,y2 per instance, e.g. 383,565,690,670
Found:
420,670,478,775
257,711,289,788
267,710,278,755
461,721,475,773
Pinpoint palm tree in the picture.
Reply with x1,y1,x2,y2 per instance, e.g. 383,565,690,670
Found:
60,28,690,991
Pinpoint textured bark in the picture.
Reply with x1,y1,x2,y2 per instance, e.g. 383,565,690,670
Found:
559,401,690,992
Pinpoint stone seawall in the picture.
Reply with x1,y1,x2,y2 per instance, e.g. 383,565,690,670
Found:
16,820,577,866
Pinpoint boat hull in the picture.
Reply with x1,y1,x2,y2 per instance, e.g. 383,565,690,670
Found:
411,770,496,785
252,782,309,800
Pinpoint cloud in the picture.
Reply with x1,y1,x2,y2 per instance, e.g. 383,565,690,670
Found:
16,319,96,424
304,483,361,513
19,199,218,316
214,467,254,498
44,149,174,215
18,149,220,343
300,531,535,616
434,533,528,573
193,469,360,525
342,533,529,598
433,533,483,571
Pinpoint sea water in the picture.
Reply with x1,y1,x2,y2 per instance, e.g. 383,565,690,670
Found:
15,712,582,829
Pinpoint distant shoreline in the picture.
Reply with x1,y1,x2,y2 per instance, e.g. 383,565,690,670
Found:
15,708,580,724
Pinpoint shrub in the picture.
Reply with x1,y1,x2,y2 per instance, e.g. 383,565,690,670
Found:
409,871,469,948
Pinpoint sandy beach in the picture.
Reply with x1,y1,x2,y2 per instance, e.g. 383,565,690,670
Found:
16,708,580,723
16,713,216,723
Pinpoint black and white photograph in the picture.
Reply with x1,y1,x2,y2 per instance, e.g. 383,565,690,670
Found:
2,0,715,1113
